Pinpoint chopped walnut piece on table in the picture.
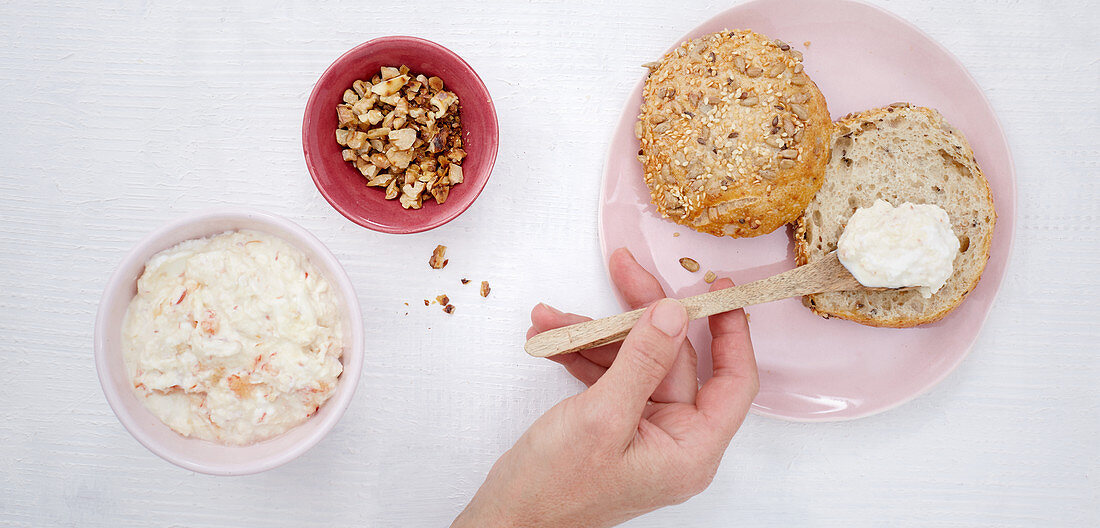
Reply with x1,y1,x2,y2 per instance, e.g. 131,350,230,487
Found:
436,294,449,305
429,245,448,269
460,278,470,285
335,65,465,210
480,281,490,298
443,304,455,314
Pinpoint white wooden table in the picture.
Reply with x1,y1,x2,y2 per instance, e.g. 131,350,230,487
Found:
1,1,1096,526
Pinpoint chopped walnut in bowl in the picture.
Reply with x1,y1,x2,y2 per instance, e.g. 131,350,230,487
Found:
336,65,466,209
303,36,499,234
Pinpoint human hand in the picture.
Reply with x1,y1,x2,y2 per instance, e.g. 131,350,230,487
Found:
452,248,758,528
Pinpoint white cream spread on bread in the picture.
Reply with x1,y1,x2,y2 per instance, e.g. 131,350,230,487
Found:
837,200,958,298
122,230,343,445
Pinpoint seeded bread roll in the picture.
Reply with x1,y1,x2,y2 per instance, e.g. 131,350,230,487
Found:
794,103,996,327
636,29,831,238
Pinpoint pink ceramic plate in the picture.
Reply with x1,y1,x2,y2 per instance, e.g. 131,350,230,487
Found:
599,0,1016,421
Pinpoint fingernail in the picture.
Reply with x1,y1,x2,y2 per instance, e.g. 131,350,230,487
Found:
538,303,563,316
650,298,686,336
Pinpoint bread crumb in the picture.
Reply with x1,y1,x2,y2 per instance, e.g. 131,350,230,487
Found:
704,270,716,283
803,40,811,47
672,232,680,237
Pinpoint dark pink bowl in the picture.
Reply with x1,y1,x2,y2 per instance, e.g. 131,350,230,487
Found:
303,36,499,234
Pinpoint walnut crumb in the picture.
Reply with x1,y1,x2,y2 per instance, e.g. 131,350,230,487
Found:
423,299,430,306
436,294,449,305
429,245,448,269
480,281,490,298
443,304,455,314
460,278,470,284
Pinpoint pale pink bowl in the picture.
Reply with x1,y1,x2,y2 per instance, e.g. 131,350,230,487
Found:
94,209,364,475
303,36,499,233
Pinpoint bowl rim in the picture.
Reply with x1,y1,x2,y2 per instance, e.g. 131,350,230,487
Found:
301,35,499,234
93,208,365,475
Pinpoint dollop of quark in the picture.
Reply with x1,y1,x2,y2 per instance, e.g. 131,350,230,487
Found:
837,200,959,298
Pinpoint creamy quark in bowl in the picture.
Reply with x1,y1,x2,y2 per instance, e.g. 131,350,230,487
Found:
95,209,364,475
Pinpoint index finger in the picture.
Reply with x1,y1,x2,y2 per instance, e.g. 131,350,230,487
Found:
695,278,759,440
608,247,668,310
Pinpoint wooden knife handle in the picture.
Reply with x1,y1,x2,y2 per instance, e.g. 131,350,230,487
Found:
523,253,857,358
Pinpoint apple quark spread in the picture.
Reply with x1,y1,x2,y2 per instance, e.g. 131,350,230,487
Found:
122,230,343,445
837,200,958,298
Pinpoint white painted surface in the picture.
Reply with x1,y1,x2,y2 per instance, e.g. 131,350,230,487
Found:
0,1,1096,526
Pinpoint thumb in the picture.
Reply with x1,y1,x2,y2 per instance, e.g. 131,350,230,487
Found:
590,298,688,418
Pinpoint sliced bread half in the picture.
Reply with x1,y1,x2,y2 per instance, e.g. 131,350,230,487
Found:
794,103,996,327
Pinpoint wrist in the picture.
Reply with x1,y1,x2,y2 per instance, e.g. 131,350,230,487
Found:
452,496,516,528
